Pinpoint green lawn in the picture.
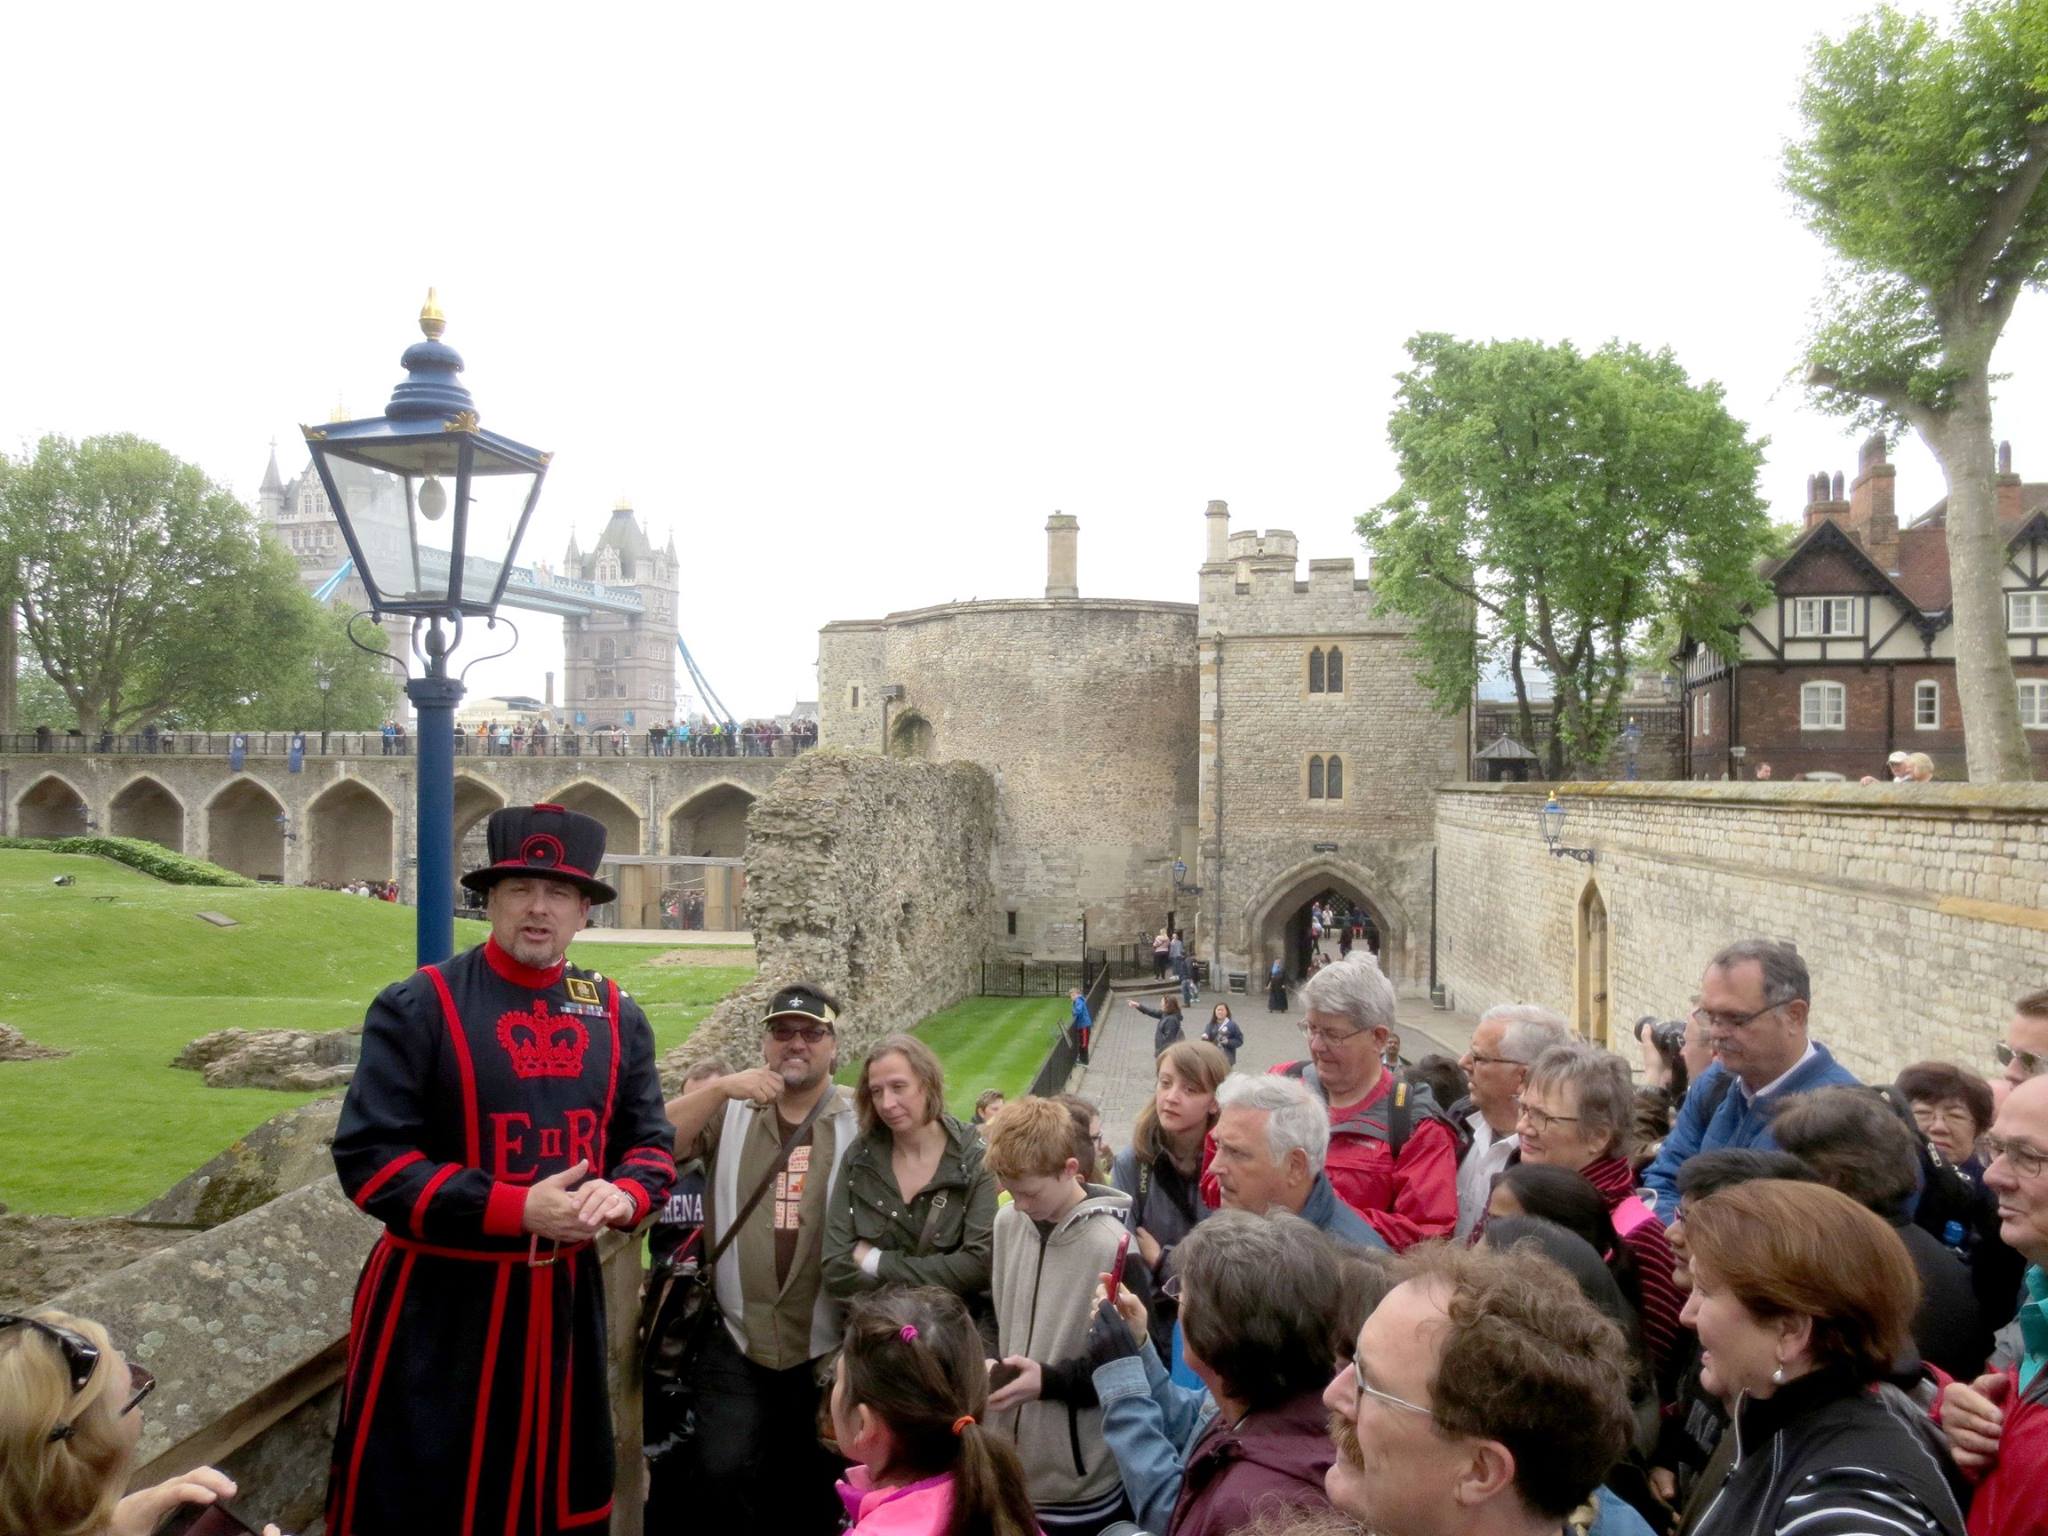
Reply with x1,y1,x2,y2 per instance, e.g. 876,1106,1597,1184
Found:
0,851,751,1217
904,995,1067,1114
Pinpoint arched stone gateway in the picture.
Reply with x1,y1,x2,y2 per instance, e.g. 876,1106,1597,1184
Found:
889,710,935,760
666,782,755,858
544,779,643,860
307,780,396,886
1242,858,1418,990
17,773,90,838
109,775,185,851
206,779,288,881
453,774,507,886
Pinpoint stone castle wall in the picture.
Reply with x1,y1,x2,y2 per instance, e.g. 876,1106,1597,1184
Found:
818,600,1198,958
1434,781,2048,1081
1198,550,1467,989
662,750,997,1083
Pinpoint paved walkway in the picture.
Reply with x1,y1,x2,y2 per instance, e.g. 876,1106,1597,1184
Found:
1076,978,1478,1154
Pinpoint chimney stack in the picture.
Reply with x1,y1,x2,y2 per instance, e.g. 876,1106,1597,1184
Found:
1204,500,1231,566
1045,511,1079,599
1847,432,1897,566
1803,466,1851,531
1998,440,2022,520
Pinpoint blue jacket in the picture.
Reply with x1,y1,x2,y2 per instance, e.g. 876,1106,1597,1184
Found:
1300,1172,1390,1251
1094,1342,1217,1536
1072,995,1094,1031
1641,1044,1861,1219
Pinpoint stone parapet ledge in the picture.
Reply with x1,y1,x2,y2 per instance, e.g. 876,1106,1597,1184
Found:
1437,778,2048,819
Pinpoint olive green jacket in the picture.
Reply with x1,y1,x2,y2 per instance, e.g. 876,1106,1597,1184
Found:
821,1114,997,1305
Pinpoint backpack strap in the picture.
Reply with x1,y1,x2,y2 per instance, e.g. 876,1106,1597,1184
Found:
1387,1078,1412,1158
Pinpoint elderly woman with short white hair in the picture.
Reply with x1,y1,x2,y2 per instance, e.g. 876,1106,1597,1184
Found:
1513,1042,1687,1390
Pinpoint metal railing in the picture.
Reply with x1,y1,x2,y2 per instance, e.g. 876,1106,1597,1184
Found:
0,729,818,761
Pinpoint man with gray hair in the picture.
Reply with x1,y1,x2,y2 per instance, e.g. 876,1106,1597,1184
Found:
1209,1075,1389,1249
1639,937,1861,1219
1203,952,1458,1247
1452,1003,1572,1238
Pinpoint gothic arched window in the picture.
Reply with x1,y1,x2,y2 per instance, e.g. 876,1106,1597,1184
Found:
1308,648,1326,693
1308,755,1325,799
1326,646,1344,693
1326,755,1344,799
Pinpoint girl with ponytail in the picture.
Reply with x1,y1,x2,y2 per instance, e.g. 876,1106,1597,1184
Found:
831,1287,1039,1536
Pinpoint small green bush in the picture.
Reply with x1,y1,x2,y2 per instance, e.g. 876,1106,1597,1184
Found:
0,836,256,886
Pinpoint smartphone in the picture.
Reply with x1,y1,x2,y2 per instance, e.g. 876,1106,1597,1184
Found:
1105,1229,1132,1301
988,1360,1025,1391
156,1502,262,1536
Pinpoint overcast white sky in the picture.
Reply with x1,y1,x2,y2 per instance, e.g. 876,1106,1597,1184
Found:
8,2,2047,719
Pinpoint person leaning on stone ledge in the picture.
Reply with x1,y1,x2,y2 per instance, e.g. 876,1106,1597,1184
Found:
0,1310,289,1536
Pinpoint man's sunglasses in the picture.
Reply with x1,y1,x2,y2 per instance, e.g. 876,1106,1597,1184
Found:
1995,1042,2045,1079
768,1023,834,1044
0,1314,157,1440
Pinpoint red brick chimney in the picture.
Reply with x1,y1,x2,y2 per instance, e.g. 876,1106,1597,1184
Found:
1847,432,1898,568
1803,468,1850,530
1997,440,2022,521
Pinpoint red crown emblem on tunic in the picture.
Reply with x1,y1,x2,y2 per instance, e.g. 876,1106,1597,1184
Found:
496,1000,589,1079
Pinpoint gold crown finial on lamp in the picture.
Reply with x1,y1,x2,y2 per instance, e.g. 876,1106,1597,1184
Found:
329,394,348,423
419,287,447,340
615,493,632,511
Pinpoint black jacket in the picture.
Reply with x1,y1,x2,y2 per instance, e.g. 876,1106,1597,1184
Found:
1689,1368,1968,1536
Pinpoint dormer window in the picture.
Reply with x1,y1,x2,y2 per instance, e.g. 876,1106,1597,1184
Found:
1789,597,1860,636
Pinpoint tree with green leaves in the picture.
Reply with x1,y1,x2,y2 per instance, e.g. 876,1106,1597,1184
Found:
0,433,397,733
1787,0,2048,781
1360,334,1777,779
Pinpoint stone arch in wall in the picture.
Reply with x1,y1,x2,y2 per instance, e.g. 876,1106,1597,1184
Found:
889,710,935,760
1242,857,1417,989
543,778,643,860
109,774,185,851
665,782,756,858
307,779,396,886
453,774,508,888
17,773,91,838
1574,877,1611,1047
206,778,288,882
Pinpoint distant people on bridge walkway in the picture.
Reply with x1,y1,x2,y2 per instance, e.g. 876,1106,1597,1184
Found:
326,805,673,1536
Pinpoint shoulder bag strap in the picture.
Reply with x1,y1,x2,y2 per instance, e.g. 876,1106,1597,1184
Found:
705,1089,833,1273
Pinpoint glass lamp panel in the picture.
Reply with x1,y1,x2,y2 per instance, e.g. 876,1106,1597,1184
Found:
323,456,432,607
456,464,544,608
1540,798,1566,844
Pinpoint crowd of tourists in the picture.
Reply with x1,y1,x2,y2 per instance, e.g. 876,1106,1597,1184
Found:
6,903,2043,1536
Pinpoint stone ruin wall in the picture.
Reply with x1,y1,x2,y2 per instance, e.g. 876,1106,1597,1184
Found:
660,749,997,1085
1434,780,2048,1081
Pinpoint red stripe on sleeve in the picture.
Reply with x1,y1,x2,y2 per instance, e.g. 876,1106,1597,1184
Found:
409,1163,461,1233
353,1150,426,1210
483,1179,531,1238
613,1177,651,1225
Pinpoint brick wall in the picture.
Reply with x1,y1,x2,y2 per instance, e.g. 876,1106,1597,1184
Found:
1434,780,2048,1082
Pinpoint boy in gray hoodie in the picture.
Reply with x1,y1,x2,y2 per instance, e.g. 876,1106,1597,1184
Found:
983,1096,1139,1536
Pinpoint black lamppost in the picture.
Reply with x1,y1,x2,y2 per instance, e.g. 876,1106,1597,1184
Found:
315,661,333,753
302,291,551,964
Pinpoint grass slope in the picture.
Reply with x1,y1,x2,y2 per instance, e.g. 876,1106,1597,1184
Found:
906,995,1066,1113
0,851,750,1217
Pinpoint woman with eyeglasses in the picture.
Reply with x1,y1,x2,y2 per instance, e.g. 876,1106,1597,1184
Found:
1511,1043,1686,1394
0,1311,285,1536
1679,1181,1968,1536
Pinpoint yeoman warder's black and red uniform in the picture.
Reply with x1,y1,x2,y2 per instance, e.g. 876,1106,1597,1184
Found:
325,808,675,1536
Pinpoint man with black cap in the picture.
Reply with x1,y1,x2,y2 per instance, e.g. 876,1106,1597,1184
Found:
324,803,676,1536
661,981,860,1532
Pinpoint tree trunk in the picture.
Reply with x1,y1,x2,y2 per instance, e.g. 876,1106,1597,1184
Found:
1509,637,1538,764
0,595,16,736
1926,374,2034,782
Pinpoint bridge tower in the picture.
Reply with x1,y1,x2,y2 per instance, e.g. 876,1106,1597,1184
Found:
558,500,680,732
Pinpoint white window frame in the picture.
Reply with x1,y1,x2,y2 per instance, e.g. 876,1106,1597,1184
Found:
2020,679,2048,730
1800,681,1847,731
2010,592,2048,633
1913,680,1940,730
1790,596,1861,637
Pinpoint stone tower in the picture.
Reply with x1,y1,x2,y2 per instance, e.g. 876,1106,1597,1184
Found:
557,501,681,731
